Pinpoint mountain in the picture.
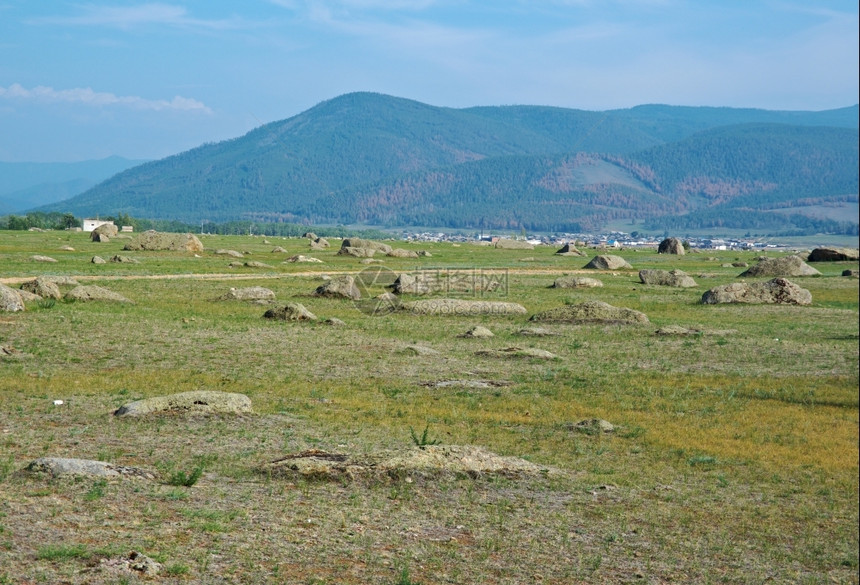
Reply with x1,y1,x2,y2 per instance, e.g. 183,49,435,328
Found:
36,93,859,234
0,156,147,214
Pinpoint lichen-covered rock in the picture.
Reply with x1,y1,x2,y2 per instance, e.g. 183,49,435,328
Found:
123,230,204,252
212,286,276,302
286,255,323,263
583,255,632,270
475,347,557,360
110,254,139,263
263,302,318,321
387,248,420,258
114,390,252,417
314,275,361,300
638,269,697,288
458,326,494,338
25,457,155,479
555,243,584,256
658,237,685,255
530,301,649,324
0,283,25,312
216,249,244,258
338,246,376,258
400,299,527,316
91,223,119,241
340,238,392,254
701,278,812,305
738,256,820,277
64,285,133,303
91,255,107,264
551,276,603,289
20,277,62,300
807,247,859,262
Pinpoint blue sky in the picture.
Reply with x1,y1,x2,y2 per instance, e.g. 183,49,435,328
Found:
1,0,857,162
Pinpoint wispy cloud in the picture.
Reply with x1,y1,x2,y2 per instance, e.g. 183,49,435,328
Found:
0,84,213,113
30,3,248,31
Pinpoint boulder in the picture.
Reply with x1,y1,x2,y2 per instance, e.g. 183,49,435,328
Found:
338,246,376,258
387,248,420,258
807,247,859,262
271,246,288,253
515,327,559,337
91,223,119,241
64,285,133,303
400,299,527,316
30,255,57,263
212,286,276,302
286,255,323,263
20,277,62,300
340,238,392,255
91,255,107,264
568,419,615,434
0,283,25,312
551,276,603,289
530,301,649,325
658,237,685,255
494,239,534,250
842,269,859,278
555,243,584,256
458,326,494,338
583,255,632,270
16,289,41,303
114,390,252,417
243,261,274,269
475,347,557,360
638,269,697,288
738,256,820,277
314,275,361,300
303,232,318,240
110,255,139,263
313,237,330,248
123,230,204,252
263,302,318,321
216,249,244,258
701,278,812,305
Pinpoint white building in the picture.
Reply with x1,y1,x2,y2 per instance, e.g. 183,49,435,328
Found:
83,218,115,232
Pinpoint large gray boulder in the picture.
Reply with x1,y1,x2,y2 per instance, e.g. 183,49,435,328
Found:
115,390,252,417
658,237,685,255
314,275,361,300
387,248,420,258
638,269,697,288
91,223,119,241
263,302,318,321
64,285,133,303
338,246,376,258
807,248,859,262
0,283,25,312
530,300,649,325
555,243,585,256
583,255,633,270
738,256,820,277
20,277,62,299
123,230,204,252
701,278,812,305
212,286,276,302
340,238,392,255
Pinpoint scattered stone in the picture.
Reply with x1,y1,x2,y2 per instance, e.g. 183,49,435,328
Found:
91,223,119,241
338,246,376,258
98,551,163,578
114,390,253,417
417,250,432,257
738,256,820,277
361,258,384,264
216,249,244,258
701,278,812,305
638,269,697,288
390,272,502,295
842,269,859,278
530,301,649,325
64,285,133,303
244,261,274,269
400,299,527,316
314,275,361,300
475,347,558,360
551,276,603,289
518,257,536,262
808,247,860,262
424,379,510,389
401,344,440,356
59,245,75,251
340,238,393,255
212,286,276,302
109,254,139,264
228,261,244,268
313,237,330,248
303,232,318,240
555,243,584,256
123,230,204,252
583,255,632,270
655,325,737,336
387,248,420,258
16,289,41,302
286,254,323,263
732,262,749,268
567,418,615,434
25,457,155,479
322,317,347,327
271,246,288,253
658,237,685,255
262,445,560,481
41,276,79,285
494,238,534,250
458,326,494,338
91,255,106,264
263,302,318,321
0,283,25,312
20,277,62,300
515,327,559,337
30,255,58,263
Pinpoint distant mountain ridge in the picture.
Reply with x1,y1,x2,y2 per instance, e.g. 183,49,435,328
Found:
35,93,859,233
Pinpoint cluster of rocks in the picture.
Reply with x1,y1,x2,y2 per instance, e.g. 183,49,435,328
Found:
1,278,133,309
337,238,427,259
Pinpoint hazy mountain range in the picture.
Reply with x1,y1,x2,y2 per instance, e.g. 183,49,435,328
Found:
18,93,860,234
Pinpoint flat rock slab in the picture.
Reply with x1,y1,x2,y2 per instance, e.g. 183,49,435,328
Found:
262,445,561,481
639,269,697,288
552,276,603,289
114,390,253,417
423,380,511,389
739,255,820,277
263,303,317,321
566,419,615,434
531,301,649,325
583,255,632,270
26,457,156,479
31,255,58,263
212,286,276,302
400,299,527,316
0,283,26,312
458,326,494,338
655,325,737,336
475,347,558,360
64,285,133,303
515,327,560,337
124,231,204,252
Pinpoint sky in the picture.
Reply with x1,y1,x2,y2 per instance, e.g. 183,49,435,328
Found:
0,0,857,162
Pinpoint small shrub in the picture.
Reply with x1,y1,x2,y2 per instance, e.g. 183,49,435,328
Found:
409,424,441,450
168,465,204,487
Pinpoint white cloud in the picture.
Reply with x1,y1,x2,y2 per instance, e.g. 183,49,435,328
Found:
30,3,249,31
0,84,213,113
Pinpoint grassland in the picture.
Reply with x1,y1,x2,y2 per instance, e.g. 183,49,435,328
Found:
0,230,857,584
